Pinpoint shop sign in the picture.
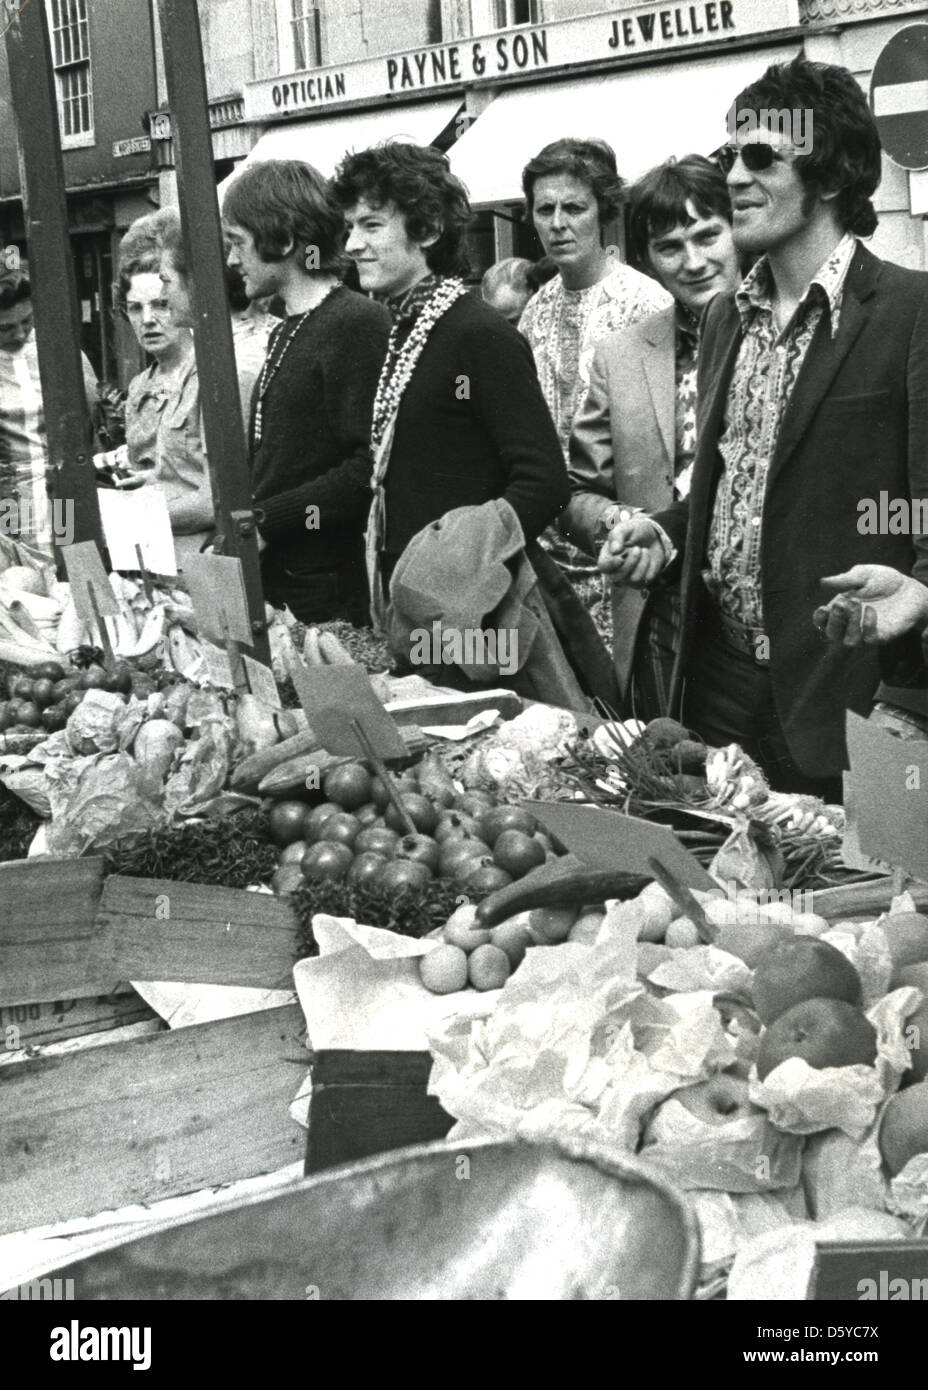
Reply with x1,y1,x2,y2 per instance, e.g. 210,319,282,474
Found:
244,0,800,121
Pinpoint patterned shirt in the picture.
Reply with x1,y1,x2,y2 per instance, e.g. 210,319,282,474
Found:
125,348,213,534
706,233,858,627
674,304,700,501
0,333,97,561
520,261,672,456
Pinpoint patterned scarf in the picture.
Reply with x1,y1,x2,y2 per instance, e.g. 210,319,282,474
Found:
365,273,468,628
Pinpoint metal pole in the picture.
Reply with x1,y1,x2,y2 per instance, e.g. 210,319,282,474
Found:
155,0,269,663
3,0,103,562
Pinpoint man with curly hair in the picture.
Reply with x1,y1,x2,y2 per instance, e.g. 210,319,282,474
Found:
603,56,928,799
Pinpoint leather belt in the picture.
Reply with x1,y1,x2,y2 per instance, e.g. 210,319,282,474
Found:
709,605,770,666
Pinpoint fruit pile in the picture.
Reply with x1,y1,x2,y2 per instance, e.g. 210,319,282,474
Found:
0,658,133,738
266,750,561,902
418,900,603,995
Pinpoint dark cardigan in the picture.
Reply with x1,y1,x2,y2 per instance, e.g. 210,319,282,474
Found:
381,292,570,578
249,285,391,578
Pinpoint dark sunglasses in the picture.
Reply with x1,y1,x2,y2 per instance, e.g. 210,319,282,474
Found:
716,142,798,175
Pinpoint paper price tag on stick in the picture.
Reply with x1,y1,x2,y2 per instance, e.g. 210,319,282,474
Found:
844,712,928,881
183,554,253,647
97,487,177,576
201,639,237,691
242,656,282,709
61,542,120,626
292,663,406,760
527,802,716,891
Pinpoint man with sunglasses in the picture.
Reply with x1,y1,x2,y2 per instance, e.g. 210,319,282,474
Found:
601,55,928,800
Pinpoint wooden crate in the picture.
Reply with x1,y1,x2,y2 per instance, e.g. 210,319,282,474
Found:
305,1050,453,1175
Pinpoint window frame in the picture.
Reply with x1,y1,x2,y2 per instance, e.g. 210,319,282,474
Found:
46,0,95,150
275,0,324,73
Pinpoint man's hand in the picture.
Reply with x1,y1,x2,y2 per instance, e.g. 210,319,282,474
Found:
813,565,928,645
598,514,668,587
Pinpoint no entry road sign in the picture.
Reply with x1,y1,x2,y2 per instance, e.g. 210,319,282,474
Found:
870,23,928,171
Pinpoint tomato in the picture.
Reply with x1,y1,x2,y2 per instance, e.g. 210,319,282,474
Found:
31,678,57,710
434,812,479,844
395,833,441,873
438,838,491,880
0,703,14,732
346,851,389,889
10,675,34,700
462,862,514,896
384,792,439,836
324,762,374,812
271,864,305,896
477,805,539,847
303,802,341,841
33,661,66,683
376,859,432,893
13,700,41,728
268,799,313,847
41,703,68,733
355,802,380,827
301,841,353,881
315,812,361,847
354,826,399,858
279,839,309,865
103,665,133,695
459,791,497,816
80,665,108,690
493,829,545,879
63,691,84,715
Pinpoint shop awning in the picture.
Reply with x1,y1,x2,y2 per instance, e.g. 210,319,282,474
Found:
448,48,798,205
220,96,463,197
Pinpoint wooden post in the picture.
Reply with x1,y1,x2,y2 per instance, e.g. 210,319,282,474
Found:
3,0,104,562
155,0,269,663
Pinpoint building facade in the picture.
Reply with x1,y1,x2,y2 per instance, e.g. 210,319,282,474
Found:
2,1,927,388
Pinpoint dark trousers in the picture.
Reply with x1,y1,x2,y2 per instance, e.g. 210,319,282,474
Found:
261,548,370,628
630,584,682,723
682,607,843,802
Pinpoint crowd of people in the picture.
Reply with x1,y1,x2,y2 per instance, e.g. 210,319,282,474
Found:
2,53,927,802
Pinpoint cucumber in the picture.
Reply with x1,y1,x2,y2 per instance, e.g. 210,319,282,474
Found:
475,856,648,927
231,727,319,795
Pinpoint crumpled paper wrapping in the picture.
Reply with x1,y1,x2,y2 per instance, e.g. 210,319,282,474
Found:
749,989,918,1139
425,927,800,1196
292,915,498,1053
802,1126,888,1221
726,1206,910,1300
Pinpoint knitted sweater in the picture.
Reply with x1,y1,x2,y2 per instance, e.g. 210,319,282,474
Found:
250,285,391,572
382,292,569,574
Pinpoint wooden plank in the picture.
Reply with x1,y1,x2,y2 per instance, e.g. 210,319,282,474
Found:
89,876,302,991
0,859,106,1005
0,989,160,1050
155,0,269,662
0,1004,307,1234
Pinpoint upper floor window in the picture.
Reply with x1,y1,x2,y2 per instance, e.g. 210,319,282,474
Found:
277,0,323,71
491,0,540,27
46,0,94,148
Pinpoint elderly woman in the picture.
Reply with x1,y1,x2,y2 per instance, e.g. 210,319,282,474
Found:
115,246,214,565
519,139,672,456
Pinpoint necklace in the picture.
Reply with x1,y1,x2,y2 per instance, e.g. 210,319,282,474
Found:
252,283,337,446
370,276,467,452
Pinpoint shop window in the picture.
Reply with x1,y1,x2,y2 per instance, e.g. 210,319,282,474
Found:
46,0,94,149
277,0,323,71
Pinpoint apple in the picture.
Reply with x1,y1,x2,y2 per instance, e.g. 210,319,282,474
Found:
419,944,468,995
376,859,432,893
756,997,877,1081
902,997,928,1085
879,1082,928,1176
468,943,510,991
434,812,479,844
883,913,928,986
346,851,389,889
751,937,862,1025
477,805,538,847
675,1073,760,1126
354,826,399,858
714,916,790,968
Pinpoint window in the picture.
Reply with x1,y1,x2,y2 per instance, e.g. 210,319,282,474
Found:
46,0,94,148
492,0,539,27
277,0,323,71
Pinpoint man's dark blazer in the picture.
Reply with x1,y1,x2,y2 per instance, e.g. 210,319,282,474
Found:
653,242,928,777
